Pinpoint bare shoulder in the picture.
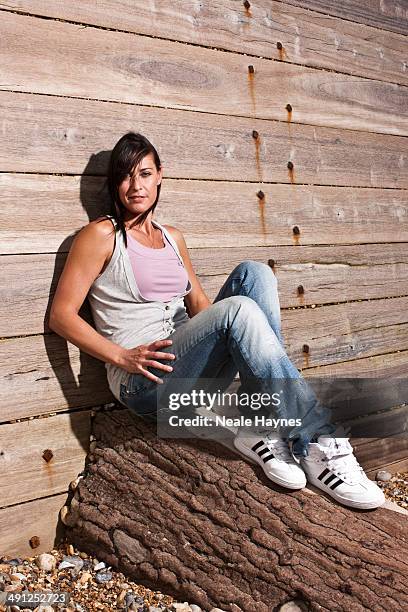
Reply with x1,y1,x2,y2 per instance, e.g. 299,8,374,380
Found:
70,217,116,268
76,217,115,244
87,216,116,236
163,224,185,246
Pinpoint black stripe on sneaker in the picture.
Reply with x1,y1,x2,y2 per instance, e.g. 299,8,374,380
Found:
324,474,337,486
262,453,275,463
330,478,343,490
257,447,270,457
318,468,330,481
252,441,265,452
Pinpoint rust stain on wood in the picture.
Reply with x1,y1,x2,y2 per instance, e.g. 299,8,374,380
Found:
277,42,287,61
302,344,310,368
247,65,256,116
287,161,295,184
292,225,300,245
253,131,263,182
243,0,252,17
286,103,293,139
297,284,305,305
256,190,267,238
42,449,53,463
29,535,40,549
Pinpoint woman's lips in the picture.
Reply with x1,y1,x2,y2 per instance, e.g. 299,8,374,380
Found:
129,196,145,200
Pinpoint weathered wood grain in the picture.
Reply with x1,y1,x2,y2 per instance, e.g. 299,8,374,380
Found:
3,242,408,336
354,434,408,472
365,456,408,478
303,348,408,377
0,334,111,423
0,493,67,557
5,0,408,85
1,12,407,135
342,404,408,438
2,92,407,186
283,295,408,368
0,411,90,506
284,0,408,36
1,174,407,253
64,409,408,611
2,298,408,421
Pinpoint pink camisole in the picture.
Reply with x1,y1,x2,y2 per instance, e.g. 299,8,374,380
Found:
126,229,189,302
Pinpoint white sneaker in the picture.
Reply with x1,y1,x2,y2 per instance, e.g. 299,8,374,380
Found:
301,435,385,509
233,428,307,490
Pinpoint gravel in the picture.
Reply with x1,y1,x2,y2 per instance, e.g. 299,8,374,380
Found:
376,470,408,510
0,542,188,612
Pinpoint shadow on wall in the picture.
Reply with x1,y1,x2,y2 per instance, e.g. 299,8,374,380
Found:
42,150,115,453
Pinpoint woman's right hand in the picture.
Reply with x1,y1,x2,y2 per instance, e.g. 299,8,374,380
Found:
117,339,176,382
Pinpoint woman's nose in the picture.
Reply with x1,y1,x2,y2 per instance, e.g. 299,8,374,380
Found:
129,174,141,188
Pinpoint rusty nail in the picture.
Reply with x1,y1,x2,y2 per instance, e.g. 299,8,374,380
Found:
302,344,309,354
244,0,251,8
286,103,292,112
297,285,304,295
277,42,283,50
268,259,275,268
252,129,259,139
248,65,254,74
42,449,53,462
292,225,300,235
287,161,294,170
29,536,41,549
256,190,265,199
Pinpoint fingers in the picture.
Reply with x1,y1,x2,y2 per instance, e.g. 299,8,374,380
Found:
148,351,176,361
150,339,174,350
138,366,164,385
144,360,174,373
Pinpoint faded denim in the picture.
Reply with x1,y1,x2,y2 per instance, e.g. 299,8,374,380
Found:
119,260,335,456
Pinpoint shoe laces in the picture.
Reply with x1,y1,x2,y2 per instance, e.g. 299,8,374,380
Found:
261,430,293,462
319,437,365,480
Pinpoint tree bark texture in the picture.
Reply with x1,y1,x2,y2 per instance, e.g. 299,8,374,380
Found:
65,408,408,612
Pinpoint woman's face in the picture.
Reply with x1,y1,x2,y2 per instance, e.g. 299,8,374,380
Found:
118,152,162,219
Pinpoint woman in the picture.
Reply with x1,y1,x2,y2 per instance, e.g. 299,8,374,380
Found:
50,132,384,510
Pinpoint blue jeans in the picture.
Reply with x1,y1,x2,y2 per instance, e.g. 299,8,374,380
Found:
119,261,335,456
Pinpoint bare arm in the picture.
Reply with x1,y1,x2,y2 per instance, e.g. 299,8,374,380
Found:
49,220,175,381
49,220,125,366
165,225,211,317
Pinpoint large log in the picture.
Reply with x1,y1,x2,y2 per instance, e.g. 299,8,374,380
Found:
65,408,408,612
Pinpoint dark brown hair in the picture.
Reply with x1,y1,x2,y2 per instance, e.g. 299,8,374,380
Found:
99,132,162,248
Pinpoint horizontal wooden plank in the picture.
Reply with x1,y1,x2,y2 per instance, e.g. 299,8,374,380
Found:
7,1,408,86
308,381,408,422
0,411,90,506
2,298,408,421
284,0,408,37
303,349,408,378
0,334,112,423
283,295,408,368
2,92,407,188
1,174,408,254
1,12,407,136
0,493,66,557
366,456,408,479
3,241,408,337
354,434,408,473
341,404,408,437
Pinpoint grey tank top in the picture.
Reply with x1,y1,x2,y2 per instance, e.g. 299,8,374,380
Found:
87,215,192,401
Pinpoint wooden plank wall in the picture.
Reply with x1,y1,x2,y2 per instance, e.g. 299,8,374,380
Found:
1,0,407,555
